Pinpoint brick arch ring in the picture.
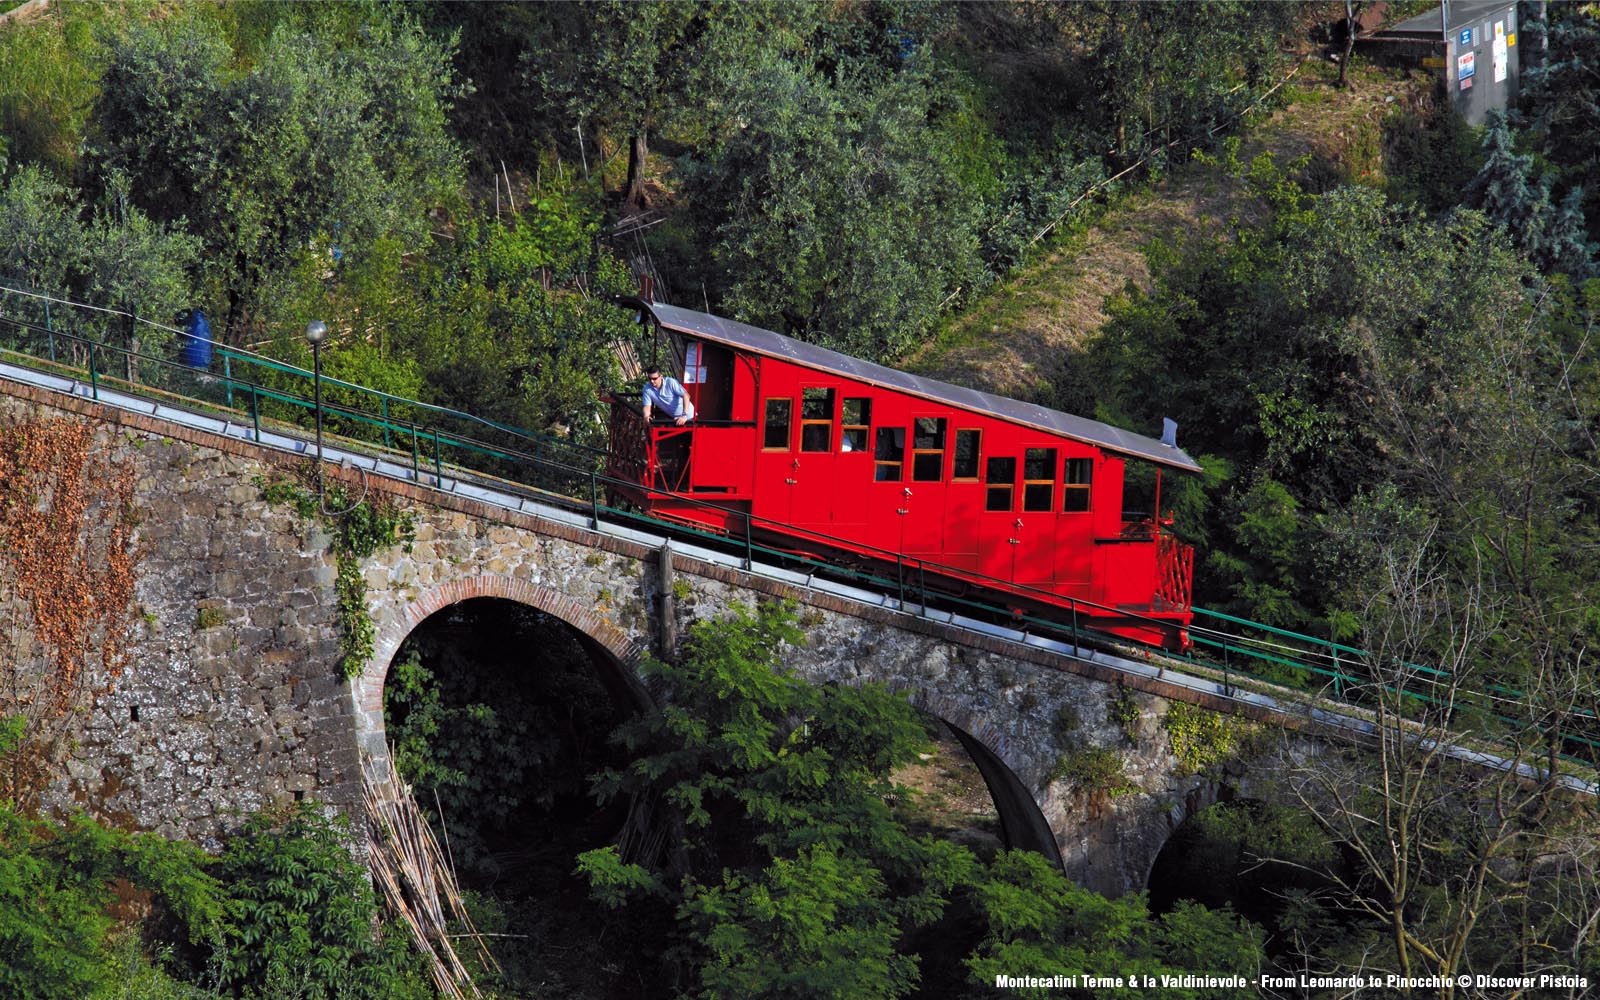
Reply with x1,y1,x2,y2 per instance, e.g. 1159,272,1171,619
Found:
349,574,650,791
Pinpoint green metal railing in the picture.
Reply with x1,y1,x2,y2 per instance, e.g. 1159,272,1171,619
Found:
1,283,1595,774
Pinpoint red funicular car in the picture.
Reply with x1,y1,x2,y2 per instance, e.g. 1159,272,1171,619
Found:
606,296,1200,650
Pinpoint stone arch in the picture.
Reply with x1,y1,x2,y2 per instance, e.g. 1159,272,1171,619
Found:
898,687,1064,869
1142,778,1226,891
350,575,651,791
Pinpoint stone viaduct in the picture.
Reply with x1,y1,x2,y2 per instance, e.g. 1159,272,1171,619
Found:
0,375,1304,897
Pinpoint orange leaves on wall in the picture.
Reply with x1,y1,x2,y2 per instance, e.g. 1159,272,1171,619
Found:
0,418,139,719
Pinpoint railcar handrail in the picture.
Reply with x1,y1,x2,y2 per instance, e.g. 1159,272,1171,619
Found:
1,285,1595,773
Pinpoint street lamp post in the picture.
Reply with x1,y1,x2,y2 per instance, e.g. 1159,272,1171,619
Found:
305,320,328,502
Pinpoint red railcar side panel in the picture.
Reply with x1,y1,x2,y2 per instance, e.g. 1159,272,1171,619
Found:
613,337,1194,648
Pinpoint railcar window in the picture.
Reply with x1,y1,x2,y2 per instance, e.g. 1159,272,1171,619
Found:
911,417,946,481
1063,457,1093,512
1023,448,1057,511
953,429,981,480
874,427,905,481
801,388,834,452
763,398,792,450
841,398,870,453
985,456,1015,511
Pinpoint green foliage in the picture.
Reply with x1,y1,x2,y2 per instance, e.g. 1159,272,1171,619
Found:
1108,688,1141,743
0,713,22,756
384,599,629,884
0,803,223,1000
1464,114,1595,279
964,850,1262,999
0,162,195,349
683,59,987,361
256,475,412,678
88,9,465,338
214,803,429,1000
580,604,1262,996
579,602,971,995
1161,703,1240,777
0,0,117,176
1523,4,1600,193
1048,747,1136,798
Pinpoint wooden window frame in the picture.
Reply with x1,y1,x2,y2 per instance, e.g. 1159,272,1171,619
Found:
911,416,947,482
1063,456,1093,512
874,426,905,482
762,398,793,451
985,456,1016,512
952,428,982,481
841,397,871,454
800,387,835,452
1023,447,1057,512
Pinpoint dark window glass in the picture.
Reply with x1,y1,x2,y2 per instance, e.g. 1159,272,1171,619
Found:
842,398,870,453
1062,456,1093,512
763,398,791,450
800,388,834,452
1023,447,1056,512
874,426,905,481
953,429,981,480
911,417,946,482
985,456,1015,511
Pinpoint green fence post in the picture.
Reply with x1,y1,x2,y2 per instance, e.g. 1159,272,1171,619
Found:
432,427,443,484
590,472,599,529
249,385,260,442
224,354,234,407
1072,603,1080,658
744,518,753,571
410,423,421,480
44,300,56,362
88,341,98,399
382,397,391,450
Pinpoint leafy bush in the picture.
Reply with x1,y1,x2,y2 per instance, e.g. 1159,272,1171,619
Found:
213,804,430,1000
0,803,222,1000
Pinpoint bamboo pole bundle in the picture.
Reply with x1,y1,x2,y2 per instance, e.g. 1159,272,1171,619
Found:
363,752,499,1000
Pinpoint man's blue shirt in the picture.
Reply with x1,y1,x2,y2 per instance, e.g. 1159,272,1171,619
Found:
643,375,692,419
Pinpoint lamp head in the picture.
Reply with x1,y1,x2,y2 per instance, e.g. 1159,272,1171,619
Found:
304,320,328,346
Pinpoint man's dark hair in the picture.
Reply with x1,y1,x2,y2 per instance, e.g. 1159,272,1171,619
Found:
645,364,662,377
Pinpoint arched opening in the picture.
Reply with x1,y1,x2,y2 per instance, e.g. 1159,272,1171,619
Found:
381,597,642,989
1146,794,1353,959
893,716,1006,858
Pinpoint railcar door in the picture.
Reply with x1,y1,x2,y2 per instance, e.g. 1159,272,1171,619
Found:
942,427,983,572
1012,446,1058,589
788,385,838,529
1053,452,1096,595
900,415,949,562
754,393,797,523
831,395,873,529
977,453,1020,586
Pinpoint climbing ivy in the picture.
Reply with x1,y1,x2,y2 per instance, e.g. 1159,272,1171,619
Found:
1049,746,1137,798
1161,702,1240,776
257,472,413,679
1109,687,1142,743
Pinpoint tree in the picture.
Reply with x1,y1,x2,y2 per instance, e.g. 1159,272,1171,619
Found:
1463,115,1595,279
1522,4,1600,195
964,851,1262,1000
576,603,1264,998
1275,525,1600,991
89,11,465,342
682,61,985,360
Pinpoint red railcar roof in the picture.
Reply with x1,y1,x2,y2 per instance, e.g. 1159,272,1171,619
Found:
624,298,1203,473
